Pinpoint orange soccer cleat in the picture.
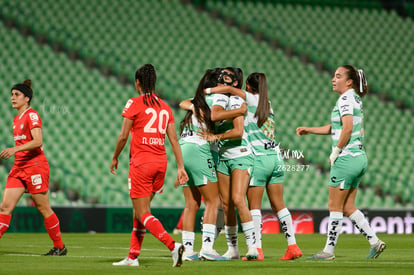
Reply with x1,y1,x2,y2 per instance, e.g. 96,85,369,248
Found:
279,244,302,261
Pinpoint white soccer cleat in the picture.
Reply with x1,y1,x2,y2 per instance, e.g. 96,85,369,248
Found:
245,247,259,260
222,249,240,260
199,249,229,261
171,242,185,267
112,257,139,266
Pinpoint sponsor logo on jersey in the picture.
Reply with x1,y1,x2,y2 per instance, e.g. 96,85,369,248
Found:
230,103,241,109
123,99,133,113
20,123,24,129
31,174,42,189
180,130,194,138
14,134,27,141
29,113,39,125
216,98,227,104
340,104,350,113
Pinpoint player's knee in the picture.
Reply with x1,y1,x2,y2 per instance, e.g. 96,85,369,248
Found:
232,196,246,209
0,203,13,215
343,206,357,217
220,201,230,213
185,200,200,210
204,196,220,208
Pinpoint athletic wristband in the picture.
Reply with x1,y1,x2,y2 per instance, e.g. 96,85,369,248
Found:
329,146,342,166
189,104,194,111
205,88,211,94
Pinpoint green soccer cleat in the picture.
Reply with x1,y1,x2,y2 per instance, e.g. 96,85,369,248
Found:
183,252,200,261
367,240,386,259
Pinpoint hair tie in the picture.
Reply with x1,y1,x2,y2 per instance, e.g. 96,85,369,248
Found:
357,69,366,94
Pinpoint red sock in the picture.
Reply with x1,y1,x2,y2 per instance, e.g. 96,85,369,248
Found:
128,217,146,259
0,214,12,238
44,213,64,249
176,210,184,230
141,213,175,251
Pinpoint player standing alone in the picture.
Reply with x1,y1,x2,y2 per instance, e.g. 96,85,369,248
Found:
297,65,386,260
110,64,188,267
0,79,67,256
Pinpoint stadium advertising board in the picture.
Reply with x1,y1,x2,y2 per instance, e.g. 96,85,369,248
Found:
262,209,414,234
7,207,414,234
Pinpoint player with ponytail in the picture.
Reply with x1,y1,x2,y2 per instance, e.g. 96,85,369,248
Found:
205,72,302,261
0,79,67,256
296,65,386,260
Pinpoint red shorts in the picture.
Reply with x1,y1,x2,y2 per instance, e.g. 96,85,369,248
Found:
128,161,167,199
6,162,50,194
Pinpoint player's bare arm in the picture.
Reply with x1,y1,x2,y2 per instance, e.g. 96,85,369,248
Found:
110,117,133,174
296,124,332,136
210,104,247,122
0,127,43,160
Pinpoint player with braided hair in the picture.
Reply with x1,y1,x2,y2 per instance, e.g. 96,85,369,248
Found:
297,65,386,260
111,64,188,267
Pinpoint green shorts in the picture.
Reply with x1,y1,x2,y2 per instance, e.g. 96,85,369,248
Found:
211,149,219,167
250,153,284,187
181,142,217,187
329,154,367,189
216,154,253,176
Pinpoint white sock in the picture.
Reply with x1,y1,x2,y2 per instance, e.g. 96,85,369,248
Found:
182,230,195,254
201,223,216,251
349,209,379,246
241,221,257,249
277,208,296,246
323,211,343,254
250,209,262,248
225,225,238,252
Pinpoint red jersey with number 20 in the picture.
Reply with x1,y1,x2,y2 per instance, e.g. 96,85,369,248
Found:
12,107,48,167
122,94,174,165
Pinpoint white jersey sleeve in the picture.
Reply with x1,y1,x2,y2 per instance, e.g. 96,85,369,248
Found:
244,91,258,106
229,95,244,110
212,94,229,109
338,93,354,117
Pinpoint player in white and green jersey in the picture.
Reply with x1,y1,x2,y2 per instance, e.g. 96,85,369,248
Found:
208,72,302,261
204,68,258,261
178,68,228,261
297,65,386,260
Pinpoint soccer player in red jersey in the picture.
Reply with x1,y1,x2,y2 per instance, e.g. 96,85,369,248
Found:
110,64,188,267
0,79,67,256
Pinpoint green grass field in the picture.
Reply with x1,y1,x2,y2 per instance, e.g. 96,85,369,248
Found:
0,233,412,275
